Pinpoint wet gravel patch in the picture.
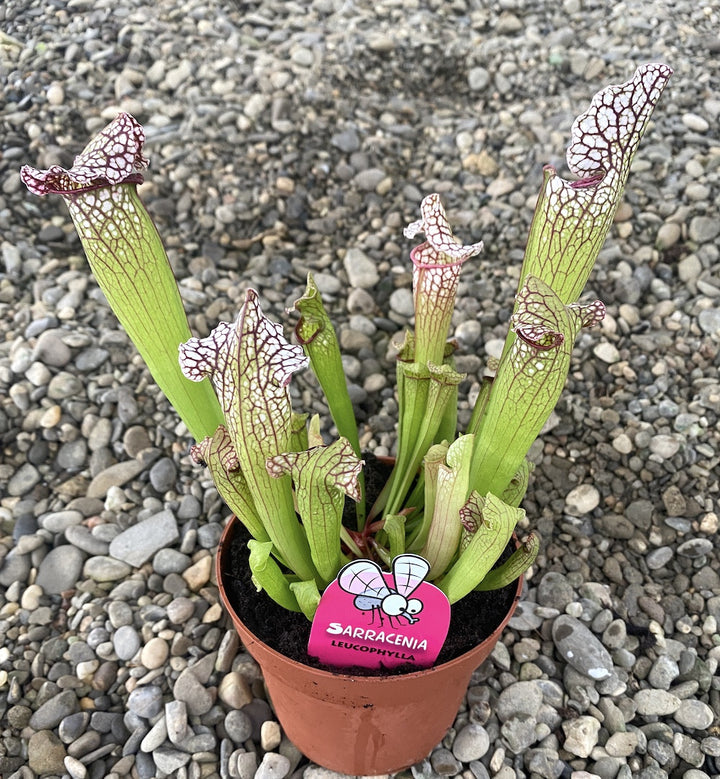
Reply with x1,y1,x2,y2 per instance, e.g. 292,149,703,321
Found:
1,0,719,778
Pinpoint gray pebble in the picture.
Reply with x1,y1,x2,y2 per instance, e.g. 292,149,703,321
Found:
646,546,674,569
165,700,190,745
677,538,713,558
648,655,680,690
59,712,90,743
113,625,141,661
127,685,163,719
431,747,462,775
7,463,41,497
149,457,177,492
33,330,72,366
40,510,83,533
452,723,490,762
634,689,681,716
388,287,414,317
537,571,575,611
552,615,614,680
673,700,714,730
495,680,544,721
64,525,109,556
153,746,191,774
36,545,85,594
343,247,379,289
224,709,253,744
500,713,537,753
107,600,133,628
235,751,259,779
108,509,179,567
173,668,214,715
86,460,145,499
29,690,80,730
255,753,291,779
689,215,719,243
83,556,132,582
153,547,191,575
0,550,31,587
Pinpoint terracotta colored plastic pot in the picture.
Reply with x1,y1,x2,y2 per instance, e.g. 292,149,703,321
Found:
216,518,522,775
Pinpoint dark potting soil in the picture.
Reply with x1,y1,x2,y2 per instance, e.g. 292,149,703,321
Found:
220,453,518,676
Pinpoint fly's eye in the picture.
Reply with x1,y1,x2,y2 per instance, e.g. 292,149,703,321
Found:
381,594,407,616
406,598,423,615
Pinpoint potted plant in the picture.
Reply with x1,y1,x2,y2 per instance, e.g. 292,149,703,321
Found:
21,62,671,774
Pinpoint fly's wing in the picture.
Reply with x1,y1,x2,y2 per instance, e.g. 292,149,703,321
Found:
392,554,430,597
338,560,391,599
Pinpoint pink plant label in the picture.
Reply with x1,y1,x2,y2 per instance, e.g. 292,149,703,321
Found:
308,554,451,670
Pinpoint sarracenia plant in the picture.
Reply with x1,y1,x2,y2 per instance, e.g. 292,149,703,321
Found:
22,63,671,619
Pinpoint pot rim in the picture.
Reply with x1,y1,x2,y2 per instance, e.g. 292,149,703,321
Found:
216,515,523,684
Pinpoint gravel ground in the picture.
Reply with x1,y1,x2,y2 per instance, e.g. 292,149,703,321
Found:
1,0,719,778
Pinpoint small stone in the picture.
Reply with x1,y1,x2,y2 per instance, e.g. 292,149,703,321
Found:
354,167,385,192
36,545,86,594
649,434,680,459
173,668,214,715
648,654,679,690
64,525,109,556
495,681,544,722
388,287,414,317
431,747,463,775
343,248,379,289
28,730,67,775
108,509,179,567
7,463,41,496
83,556,132,582
34,330,72,367
182,555,213,590
127,685,163,719
46,82,65,106
656,222,681,249
682,112,710,132
123,426,152,457
140,716,168,753
552,615,614,680
698,308,720,336
331,128,360,153
107,600,133,628
565,484,600,515
219,671,253,708
593,341,620,363
689,215,720,244
165,700,190,745
677,538,713,558
500,713,537,753
87,460,145,498
605,731,638,757
149,457,177,493
225,709,253,743
634,688,681,716
236,751,259,779
113,625,141,661
452,723,490,761
30,690,80,729
153,747,191,774
562,716,600,758
255,753,291,779
261,720,282,751
468,67,490,91
673,699,714,730
166,597,195,624
141,637,169,670
64,755,88,779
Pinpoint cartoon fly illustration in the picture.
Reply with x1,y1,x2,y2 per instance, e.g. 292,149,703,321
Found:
337,554,430,627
